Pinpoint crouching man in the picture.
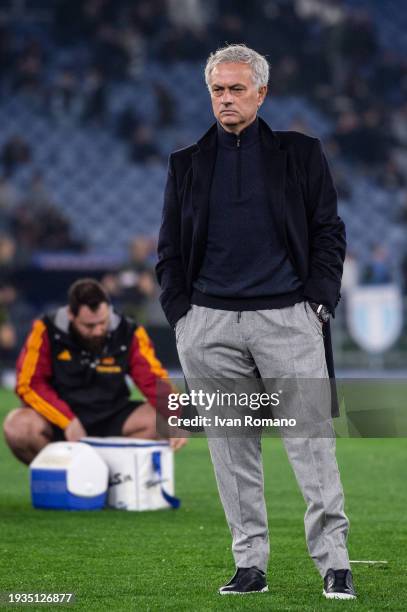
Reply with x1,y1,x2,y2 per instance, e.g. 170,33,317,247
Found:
3,278,186,464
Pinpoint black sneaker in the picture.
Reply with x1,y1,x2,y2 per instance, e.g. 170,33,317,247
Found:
323,568,357,600
219,567,268,595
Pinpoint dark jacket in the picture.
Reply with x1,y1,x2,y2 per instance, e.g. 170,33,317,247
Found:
156,118,346,415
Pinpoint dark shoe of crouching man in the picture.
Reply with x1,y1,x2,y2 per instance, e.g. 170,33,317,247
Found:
3,278,187,465
156,44,356,599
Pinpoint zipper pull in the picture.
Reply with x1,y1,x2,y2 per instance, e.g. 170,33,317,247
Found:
237,136,240,147
237,311,241,323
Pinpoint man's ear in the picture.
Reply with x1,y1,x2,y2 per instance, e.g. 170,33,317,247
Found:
67,307,74,322
258,85,268,105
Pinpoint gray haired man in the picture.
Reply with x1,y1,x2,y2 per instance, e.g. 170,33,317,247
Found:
156,44,356,599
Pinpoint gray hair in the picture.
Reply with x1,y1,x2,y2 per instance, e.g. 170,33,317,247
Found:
204,44,270,90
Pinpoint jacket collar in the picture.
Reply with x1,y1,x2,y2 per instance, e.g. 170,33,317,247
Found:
217,118,260,149
196,116,281,152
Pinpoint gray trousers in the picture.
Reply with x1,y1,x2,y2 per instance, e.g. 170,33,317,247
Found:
176,302,350,577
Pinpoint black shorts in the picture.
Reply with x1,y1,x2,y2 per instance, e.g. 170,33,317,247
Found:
51,400,145,441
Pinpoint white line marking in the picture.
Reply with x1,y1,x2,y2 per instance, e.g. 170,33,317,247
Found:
350,560,388,564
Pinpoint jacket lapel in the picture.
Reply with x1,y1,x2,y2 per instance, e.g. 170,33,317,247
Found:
259,118,288,241
191,123,217,215
188,125,217,284
191,150,216,218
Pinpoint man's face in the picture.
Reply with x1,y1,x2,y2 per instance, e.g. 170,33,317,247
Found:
209,62,267,134
69,302,110,353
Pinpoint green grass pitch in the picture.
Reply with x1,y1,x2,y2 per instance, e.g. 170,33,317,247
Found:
0,388,406,611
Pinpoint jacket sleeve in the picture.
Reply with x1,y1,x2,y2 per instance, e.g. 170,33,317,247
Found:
303,139,346,313
155,155,191,328
128,326,179,418
16,319,75,429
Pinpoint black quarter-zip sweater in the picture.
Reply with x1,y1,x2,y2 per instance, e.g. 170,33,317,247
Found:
192,118,303,310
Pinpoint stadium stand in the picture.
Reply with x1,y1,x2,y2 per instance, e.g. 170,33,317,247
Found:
0,0,406,370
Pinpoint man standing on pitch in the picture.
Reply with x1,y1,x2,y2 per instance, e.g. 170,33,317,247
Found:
156,44,356,599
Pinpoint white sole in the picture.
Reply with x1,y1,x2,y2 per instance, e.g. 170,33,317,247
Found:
219,585,269,595
323,590,356,600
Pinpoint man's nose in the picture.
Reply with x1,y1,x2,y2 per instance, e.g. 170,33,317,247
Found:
221,90,233,105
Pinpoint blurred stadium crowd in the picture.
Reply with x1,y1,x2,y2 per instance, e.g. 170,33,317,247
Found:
0,0,407,370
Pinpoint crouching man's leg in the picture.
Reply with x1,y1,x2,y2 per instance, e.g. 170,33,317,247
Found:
121,402,159,439
3,408,54,465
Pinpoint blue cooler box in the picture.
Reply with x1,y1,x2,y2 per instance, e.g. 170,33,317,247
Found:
30,442,108,510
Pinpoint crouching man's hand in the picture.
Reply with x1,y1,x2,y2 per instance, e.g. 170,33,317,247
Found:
168,425,189,452
169,436,188,452
65,417,87,442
